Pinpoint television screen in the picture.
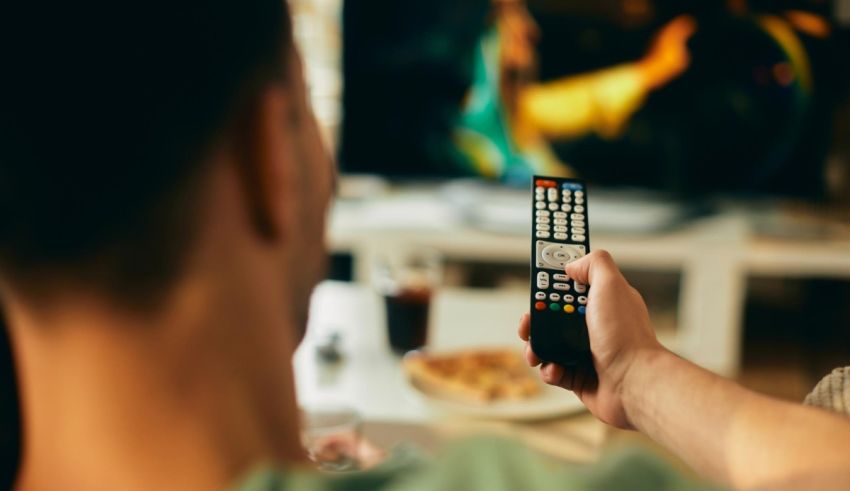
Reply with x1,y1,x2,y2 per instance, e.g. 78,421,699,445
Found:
339,0,850,199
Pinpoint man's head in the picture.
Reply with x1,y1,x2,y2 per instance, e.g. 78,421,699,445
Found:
0,0,333,325
0,3,333,484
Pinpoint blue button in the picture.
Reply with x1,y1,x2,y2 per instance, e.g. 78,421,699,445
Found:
578,306,586,314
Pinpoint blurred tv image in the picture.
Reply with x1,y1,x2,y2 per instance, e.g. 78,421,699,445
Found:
339,0,850,198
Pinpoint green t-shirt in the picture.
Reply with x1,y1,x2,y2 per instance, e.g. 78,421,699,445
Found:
234,437,720,491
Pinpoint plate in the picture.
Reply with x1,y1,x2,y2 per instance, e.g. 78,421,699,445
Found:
405,372,587,422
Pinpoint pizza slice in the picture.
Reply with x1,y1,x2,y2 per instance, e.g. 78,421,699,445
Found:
403,348,541,404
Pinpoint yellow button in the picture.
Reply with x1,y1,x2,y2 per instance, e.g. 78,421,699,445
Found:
563,304,575,313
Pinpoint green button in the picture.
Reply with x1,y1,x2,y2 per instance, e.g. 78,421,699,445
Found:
549,302,560,311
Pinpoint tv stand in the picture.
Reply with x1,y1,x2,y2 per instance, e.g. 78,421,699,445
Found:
329,181,850,376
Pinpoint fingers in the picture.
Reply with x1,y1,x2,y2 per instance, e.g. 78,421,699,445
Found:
518,312,530,341
564,249,621,287
540,363,597,394
525,342,541,367
517,312,540,367
519,312,541,366
540,362,565,386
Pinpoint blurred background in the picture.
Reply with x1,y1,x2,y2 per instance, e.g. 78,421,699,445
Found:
289,0,850,468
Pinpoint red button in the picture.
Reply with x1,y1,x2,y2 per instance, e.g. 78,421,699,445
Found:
535,179,557,188
534,301,546,311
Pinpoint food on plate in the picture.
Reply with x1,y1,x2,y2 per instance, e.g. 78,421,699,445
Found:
403,348,542,403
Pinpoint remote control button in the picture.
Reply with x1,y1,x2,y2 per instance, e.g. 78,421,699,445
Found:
574,282,587,293
549,293,560,302
536,241,586,270
536,224,551,231
536,280,549,289
562,189,572,196
536,231,551,239
561,204,572,212
575,190,584,197
574,205,585,213
548,203,559,211
554,219,567,225
553,211,567,218
563,294,575,303
535,186,545,193
572,234,586,242
572,227,586,234
537,272,549,280
571,213,585,220
578,296,588,305
553,282,571,291
563,304,575,314
554,225,567,232
535,292,546,300
535,210,549,216
549,302,560,311
534,301,546,311
553,273,569,281
554,232,567,240
535,201,545,210
547,188,558,197
575,198,585,205
537,217,551,224
578,306,586,314
548,248,577,264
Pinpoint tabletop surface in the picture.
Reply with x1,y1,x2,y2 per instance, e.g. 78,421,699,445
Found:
294,281,608,462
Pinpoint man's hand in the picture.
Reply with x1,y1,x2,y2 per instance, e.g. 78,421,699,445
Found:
525,251,850,489
518,250,664,429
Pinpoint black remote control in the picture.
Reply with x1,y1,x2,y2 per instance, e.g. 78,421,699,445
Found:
529,176,592,367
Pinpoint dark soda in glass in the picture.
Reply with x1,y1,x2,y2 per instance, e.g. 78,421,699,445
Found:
384,288,430,353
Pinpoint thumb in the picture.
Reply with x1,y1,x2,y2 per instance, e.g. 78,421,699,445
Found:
564,250,622,286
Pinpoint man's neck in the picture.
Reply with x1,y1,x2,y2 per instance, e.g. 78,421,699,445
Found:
7,273,307,491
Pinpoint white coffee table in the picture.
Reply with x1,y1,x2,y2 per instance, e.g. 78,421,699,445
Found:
294,281,606,462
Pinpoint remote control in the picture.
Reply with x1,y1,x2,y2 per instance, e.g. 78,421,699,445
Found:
529,176,592,368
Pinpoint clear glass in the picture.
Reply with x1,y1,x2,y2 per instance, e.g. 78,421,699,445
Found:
301,405,362,472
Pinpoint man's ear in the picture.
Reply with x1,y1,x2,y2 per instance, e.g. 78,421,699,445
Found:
230,85,295,242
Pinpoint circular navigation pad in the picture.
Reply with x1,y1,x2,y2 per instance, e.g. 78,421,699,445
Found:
541,244,583,269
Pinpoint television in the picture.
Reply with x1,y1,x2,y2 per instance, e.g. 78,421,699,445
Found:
338,0,850,200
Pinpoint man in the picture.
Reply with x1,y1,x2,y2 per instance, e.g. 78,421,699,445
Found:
2,1,850,490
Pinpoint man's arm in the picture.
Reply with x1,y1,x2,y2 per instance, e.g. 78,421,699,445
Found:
519,250,850,491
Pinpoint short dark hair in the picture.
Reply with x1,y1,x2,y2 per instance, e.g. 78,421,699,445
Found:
0,1,292,307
